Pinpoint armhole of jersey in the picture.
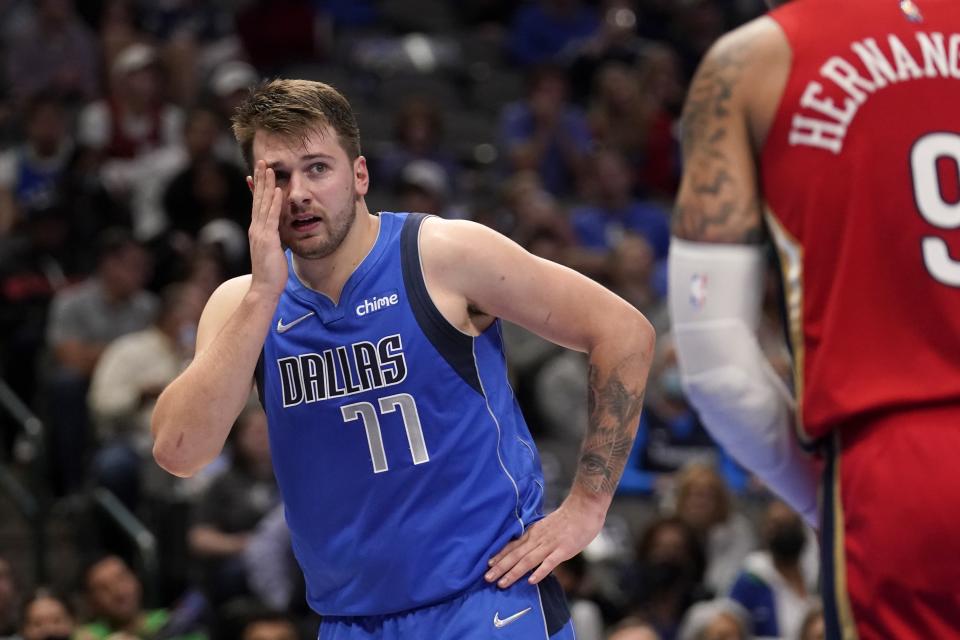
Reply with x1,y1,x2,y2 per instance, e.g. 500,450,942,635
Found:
400,213,483,395
254,349,265,408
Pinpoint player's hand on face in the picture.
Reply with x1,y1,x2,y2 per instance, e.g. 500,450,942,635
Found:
248,160,288,298
484,501,603,589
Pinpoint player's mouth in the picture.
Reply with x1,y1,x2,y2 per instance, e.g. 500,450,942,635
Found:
291,216,322,232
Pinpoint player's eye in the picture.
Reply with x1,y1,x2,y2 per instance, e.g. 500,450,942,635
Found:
274,171,290,184
308,162,328,174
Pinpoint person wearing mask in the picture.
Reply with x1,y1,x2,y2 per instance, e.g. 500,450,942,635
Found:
729,500,818,639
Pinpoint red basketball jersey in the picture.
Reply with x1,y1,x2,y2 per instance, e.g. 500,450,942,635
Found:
761,0,960,442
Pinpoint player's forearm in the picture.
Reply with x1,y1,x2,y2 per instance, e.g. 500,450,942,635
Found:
152,290,278,477
568,315,654,516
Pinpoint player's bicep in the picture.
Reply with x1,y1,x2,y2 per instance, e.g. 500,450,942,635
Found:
195,275,253,356
673,32,763,244
425,220,637,353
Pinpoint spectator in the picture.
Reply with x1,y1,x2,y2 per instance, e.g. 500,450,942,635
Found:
76,555,207,640
18,589,75,640
626,516,707,640
243,505,299,613
608,617,661,640
797,603,824,640
587,62,653,169
564,0,648,102
240,611,300,640
499,65,592,197
677,598,751,640
208,61,261,167
377,98,461,196
4,0,99,105
189,405,279,607
631,43,683,197
44,229,156,494
0,557,19,638
88,282,206,508
395,160,464,219
182,244,231,299
0,93,74,234
95,0,143,78
570,147,671,260
672,462,756,596
137,0,239,106
554,555,604,640
729,500,819,640
499,172,571,248
507,0,600,67
76,42,184,166
162,107,250,236
606,231,662,316
0,204,76,410
588,55,679,199
234,0,325,71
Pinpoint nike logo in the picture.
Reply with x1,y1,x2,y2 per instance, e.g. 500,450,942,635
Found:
276,312,315,333
493,607,532,628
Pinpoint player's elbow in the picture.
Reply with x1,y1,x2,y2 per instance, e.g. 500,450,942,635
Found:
151,414,202,478
152,437,198,478
618,307,656,360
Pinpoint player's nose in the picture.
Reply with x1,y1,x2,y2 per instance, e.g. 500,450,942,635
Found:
288,171,312,209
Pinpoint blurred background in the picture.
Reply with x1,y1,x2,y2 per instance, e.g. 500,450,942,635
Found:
0,1,825,639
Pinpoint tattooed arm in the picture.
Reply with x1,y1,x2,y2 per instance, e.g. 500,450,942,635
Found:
419,217,655,587
673,17,789,244
668,19,821,524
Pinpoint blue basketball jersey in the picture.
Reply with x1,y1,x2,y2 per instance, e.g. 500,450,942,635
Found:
256,212,546,616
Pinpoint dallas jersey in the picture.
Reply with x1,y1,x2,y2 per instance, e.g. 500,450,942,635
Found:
255,212,545,617
762,0,960,443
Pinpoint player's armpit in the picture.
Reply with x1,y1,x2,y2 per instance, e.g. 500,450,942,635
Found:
673,18,785,245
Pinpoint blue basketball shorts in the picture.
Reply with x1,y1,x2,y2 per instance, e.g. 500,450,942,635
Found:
317,575,575,639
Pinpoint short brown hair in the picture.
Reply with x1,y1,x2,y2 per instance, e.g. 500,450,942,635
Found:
231,79,361,170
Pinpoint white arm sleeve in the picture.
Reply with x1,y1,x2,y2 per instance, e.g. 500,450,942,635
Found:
668,237,820,526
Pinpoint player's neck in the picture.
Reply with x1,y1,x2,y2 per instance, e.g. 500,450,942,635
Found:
291,201,379,304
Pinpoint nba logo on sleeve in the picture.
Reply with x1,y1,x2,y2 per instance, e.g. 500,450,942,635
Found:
689,273,708,310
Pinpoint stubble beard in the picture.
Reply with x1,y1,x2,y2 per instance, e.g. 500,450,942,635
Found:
288,194,358,260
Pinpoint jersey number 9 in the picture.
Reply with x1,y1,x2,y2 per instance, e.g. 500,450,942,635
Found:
912,132,960,286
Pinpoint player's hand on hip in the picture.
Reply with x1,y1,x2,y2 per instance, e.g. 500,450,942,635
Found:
485,501,603,589
248,160,287,298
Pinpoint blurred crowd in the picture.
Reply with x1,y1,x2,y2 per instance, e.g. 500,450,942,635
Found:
0,0,824,638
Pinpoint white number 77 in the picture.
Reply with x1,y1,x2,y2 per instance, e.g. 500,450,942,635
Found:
341,393,430,473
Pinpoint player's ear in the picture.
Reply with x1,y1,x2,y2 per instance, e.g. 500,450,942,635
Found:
354,155,369,196
246,175,254,193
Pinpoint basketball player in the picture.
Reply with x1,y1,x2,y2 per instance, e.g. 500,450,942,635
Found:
667,1,960,638
151,79,655,639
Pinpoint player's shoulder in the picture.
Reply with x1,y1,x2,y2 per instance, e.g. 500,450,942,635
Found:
202,274,253,318
210,274,253,303
418,216,509,262
417,216,525,296
694,15,789,93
